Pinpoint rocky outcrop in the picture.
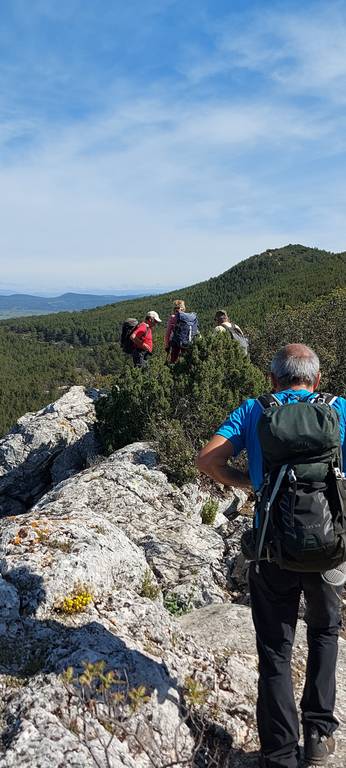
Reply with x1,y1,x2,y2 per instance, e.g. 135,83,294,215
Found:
180,604,346,767
1,390,345,767
1,442,248,616
0,387,100,517
0,403,252,767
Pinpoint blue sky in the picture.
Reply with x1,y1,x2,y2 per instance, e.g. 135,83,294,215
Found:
1,0,346,292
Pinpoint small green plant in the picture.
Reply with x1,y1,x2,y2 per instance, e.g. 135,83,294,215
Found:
48,538,73,553
62,661,150,716
163,591,192,616
201,498,219,525
183,675,209,707
55,584,93,615
139,569,160,601
128,685,151,712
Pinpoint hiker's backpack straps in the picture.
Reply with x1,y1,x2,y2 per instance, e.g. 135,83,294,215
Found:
257,393,282,411
311,393,342,469
310,392,338,407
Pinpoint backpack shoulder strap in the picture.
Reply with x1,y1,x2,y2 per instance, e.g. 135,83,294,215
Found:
257,393,282,411
311,392,338,406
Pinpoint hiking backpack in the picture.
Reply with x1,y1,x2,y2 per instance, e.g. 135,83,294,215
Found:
171,311,199,349
222,323,249,356
241,393,346,572
120,318,139,354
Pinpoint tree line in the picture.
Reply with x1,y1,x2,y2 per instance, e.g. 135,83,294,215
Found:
0,244,345,437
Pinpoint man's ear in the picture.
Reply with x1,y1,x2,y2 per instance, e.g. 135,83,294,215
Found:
270,373,279,392
313,371,321,391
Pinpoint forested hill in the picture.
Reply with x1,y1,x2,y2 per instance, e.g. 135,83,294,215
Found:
4,244,346,340
0,243,346,436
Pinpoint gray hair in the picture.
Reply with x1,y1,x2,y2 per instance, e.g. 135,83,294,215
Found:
271,345,320,387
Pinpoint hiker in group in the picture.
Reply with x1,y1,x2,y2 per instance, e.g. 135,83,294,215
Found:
197,344,346,768
165,299,199,363
129,311,162,368
214,309,249,355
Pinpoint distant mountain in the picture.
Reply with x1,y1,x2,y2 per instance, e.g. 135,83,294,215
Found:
0,292,141,318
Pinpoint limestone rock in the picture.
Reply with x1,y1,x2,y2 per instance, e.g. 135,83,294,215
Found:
0,393,266,767
0,386,100,516
0,576,20,638
1,442,247,611
179,603,346,767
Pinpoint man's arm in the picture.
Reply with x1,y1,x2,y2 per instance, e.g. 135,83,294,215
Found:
130,327,151,352
197,435,251,491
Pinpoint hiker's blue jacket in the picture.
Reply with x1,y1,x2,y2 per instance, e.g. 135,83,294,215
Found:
216,389,346,491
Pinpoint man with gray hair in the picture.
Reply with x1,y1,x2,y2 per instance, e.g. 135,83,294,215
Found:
197,344,346,768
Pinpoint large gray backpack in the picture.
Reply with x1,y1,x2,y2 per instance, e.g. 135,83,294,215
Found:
222,323,249,356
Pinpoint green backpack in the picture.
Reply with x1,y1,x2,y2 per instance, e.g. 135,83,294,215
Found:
241,393,346,571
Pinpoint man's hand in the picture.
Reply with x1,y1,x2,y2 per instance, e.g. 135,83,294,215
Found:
130,332,150,352
197,435,251,491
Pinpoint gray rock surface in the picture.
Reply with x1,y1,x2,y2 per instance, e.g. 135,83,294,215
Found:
0,386,100,516
180,604,346,767
1,391,345,767
1,442,247,612
0,427,253,767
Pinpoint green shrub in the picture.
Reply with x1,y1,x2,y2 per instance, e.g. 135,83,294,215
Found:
139,569,160,601
96,354,173,454
163,591,193,616
201,498,219,525
154,418,197,486
96,332,266,483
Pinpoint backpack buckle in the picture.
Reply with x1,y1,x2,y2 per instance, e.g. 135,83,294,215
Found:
334,467,345,479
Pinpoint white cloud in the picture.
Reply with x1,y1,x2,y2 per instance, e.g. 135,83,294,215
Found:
1,2,346,291
1,90,320,291
184,3,346,101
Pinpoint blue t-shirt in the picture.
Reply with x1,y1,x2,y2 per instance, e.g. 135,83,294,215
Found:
216,389,346,491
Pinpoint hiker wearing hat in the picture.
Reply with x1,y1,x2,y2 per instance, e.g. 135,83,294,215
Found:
130,311,162,368
214,309,249,355
197,344,346,768
214,309,244,337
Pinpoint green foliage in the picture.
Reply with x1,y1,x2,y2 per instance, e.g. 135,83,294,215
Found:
1,244,346,437
139,569,161,601
250,288,346,394
0,327,78,435
163,591,193,616
201,498,219,525
96,332,265,484
183,676,209,708
170,333,265,446
154,418,198,485
96,354,173,454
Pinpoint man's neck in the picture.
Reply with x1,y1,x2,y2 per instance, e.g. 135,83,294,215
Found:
276,383,314,394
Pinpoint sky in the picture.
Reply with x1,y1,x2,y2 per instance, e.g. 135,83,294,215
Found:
1,0,346,292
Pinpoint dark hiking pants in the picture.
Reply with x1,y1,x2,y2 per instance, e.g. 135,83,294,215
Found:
249,562,341,768
132,349,150,368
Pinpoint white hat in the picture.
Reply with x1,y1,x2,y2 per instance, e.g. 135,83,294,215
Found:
147,310,162,323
